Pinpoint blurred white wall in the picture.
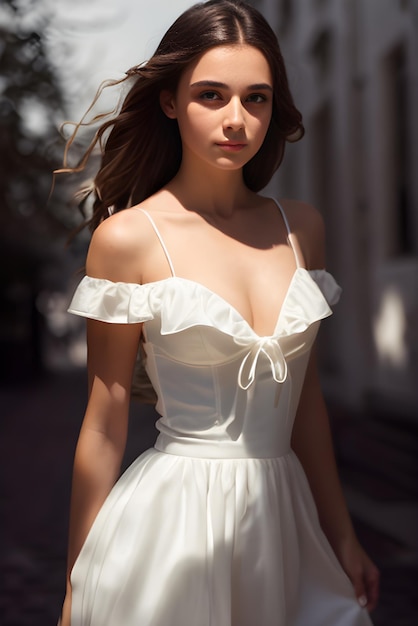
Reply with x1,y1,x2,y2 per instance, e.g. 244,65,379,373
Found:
266,0,418,416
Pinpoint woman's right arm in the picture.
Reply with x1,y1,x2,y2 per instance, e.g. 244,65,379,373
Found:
60,318,142,625
60,212,146,625
69,319,143,569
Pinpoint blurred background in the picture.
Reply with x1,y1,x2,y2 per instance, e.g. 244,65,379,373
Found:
1,0,417,624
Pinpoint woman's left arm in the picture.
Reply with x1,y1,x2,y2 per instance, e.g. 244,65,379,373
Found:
291,347,380,612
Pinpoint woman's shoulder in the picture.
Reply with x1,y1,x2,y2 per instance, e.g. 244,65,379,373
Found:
279,198,324,229
278,198,326,269
86,190,178,282
86,207,155,283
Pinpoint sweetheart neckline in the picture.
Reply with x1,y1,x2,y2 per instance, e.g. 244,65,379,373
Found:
151,268,306,338
118,266,329,338
70,267,337,339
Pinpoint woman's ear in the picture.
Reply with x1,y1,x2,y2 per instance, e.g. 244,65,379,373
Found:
160,90,177,119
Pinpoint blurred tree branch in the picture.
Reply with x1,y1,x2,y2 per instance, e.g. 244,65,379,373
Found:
0,0,84,379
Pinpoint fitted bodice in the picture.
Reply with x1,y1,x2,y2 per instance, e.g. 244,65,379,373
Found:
68,267,341,459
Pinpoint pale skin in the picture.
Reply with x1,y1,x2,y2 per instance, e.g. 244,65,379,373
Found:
60,44,379,624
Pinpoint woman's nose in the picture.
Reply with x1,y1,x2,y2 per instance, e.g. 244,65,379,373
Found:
223,97,245,131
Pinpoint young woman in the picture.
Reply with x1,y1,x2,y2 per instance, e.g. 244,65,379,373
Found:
59,1,379,624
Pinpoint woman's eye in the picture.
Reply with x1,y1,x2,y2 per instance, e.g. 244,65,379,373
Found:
199,91,220,101
246,93,267,103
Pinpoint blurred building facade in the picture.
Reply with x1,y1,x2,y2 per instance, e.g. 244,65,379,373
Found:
254,0,418,418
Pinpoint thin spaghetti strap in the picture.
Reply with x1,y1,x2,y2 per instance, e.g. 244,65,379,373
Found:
270,198,304,269
136,209,176,277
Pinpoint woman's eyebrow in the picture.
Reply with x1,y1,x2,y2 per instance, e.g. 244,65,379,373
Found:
190,80,273,91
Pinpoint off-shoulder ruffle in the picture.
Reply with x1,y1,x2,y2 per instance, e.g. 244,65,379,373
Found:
309,268,342,306
68,276,154,324
68,269,342,338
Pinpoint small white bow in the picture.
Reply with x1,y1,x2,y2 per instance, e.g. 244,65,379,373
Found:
237,337,288,390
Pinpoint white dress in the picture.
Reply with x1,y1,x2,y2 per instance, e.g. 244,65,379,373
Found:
67,201,373,626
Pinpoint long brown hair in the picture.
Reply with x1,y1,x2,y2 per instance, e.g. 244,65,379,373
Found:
61,0,304,231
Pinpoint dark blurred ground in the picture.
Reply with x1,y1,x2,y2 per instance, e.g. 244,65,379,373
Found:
330,404,418,626
0,369,417,626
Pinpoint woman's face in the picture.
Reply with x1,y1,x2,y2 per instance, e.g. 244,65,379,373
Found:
161,44,273,173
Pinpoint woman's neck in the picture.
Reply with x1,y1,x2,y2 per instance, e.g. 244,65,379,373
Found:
167,164,253,219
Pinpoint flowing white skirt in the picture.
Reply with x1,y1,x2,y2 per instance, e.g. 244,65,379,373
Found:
70,448,372,626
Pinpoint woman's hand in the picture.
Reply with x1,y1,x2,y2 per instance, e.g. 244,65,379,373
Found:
337,536,380,612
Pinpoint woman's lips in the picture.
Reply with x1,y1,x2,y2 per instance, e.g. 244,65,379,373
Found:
216,142,247,152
